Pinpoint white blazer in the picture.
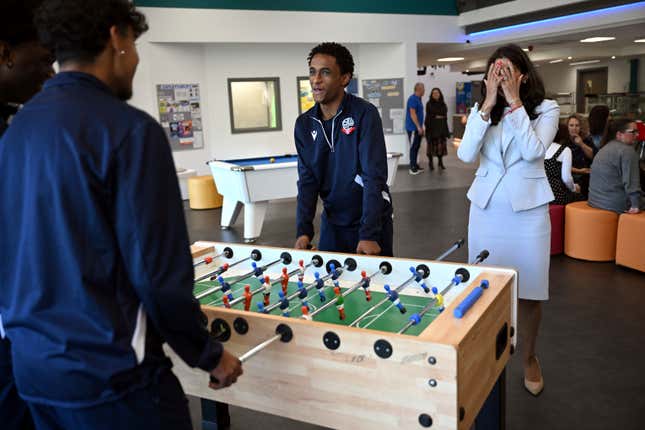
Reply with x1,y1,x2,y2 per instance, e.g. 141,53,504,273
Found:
458,99,560,211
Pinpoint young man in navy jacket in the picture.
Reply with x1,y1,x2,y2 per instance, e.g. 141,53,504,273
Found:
0,1,241,428
294,43,394,256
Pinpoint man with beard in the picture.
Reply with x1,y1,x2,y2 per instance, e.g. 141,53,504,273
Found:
0,1,241,428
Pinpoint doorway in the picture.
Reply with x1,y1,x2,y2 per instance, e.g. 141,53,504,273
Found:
576,67,608,114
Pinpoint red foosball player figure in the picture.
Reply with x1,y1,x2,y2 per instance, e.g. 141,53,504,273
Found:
297,259,305,283
243,284,252,311
222,295,231,309
262,275,272,306
334,286,345,320
360,270,372,301
281,267,289,294
301,305,312,321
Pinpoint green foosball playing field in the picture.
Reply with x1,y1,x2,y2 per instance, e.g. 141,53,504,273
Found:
194,277,441,336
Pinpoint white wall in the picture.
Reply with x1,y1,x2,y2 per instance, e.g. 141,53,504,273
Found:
131,41,415,173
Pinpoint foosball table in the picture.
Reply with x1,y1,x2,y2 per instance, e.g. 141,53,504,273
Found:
167,241,518,430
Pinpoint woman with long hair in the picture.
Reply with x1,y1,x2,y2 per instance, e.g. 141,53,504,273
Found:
458,44,559,397
563,114,596,198
588,105,610,150
424,87,450,170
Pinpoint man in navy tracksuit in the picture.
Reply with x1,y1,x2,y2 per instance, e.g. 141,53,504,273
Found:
294,43,393,256
0,1,241,429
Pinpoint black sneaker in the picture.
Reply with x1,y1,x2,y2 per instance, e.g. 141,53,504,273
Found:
409,168,421,175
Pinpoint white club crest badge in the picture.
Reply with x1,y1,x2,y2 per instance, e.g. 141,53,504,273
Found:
341,117,356,135
311,130,317,141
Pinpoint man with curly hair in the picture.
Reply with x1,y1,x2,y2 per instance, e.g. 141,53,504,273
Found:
0,1,241,428
294,42,393,256
0,4,54,429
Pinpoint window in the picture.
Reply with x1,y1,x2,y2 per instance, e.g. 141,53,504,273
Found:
227,78,282,133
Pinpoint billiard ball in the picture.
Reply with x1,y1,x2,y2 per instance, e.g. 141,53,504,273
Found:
269,158,275,163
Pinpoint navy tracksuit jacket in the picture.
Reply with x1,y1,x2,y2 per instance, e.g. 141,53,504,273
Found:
294,93,393,255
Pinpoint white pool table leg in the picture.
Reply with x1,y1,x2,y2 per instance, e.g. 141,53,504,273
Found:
220,198,242,229
243,201,268,243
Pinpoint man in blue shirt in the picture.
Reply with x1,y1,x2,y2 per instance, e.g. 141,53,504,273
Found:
405,83,425,174
0,1,241,428
294,43,393,256
0,3,55,428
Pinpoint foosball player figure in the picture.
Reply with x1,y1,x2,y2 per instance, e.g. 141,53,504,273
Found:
384,284,406,314
409,266,430,293
252,261,264,278
301,306,312,321
278,291,290,317
222,295,231,309
217,275,234,300
435,293,444,312
333,286,346,320
360,270,372,301
297,259,305,283
330,263,340,281
262,275,272,306
281,267,289,294
243,284,252,311
297,281,310,311
210,262,229,280
314,272,326,302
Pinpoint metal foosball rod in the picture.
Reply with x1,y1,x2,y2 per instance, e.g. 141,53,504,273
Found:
227,256,321,307
310,262,391,318
193,247,234,268
194,249,262,297
226,251,292,286
347,241,466,328
260,258,350,314
397,249,490,335
210,324,293,386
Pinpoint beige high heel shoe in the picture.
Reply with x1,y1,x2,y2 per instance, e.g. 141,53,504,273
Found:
524,356,544,396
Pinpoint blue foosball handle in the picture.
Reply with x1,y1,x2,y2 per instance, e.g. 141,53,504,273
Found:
453,287,484,319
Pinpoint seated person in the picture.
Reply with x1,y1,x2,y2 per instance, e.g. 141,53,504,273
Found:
589,119,642,214
588,105,610,150
545,123,579,205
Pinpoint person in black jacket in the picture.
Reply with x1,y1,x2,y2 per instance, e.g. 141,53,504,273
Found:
0,2,54,429
0,1,241,429
424,87,450,170
294,42,393,256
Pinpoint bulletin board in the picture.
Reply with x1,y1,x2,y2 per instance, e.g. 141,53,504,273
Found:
156,84,204,151
362,78,404,134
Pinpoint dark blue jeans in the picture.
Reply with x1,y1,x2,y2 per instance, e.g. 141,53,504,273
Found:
407,130,422,169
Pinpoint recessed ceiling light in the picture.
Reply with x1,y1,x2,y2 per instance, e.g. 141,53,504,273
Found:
522,48,529,52
570,59,601,66
549,59,563,64
611,56,616,59
580,37,615,43
635,39,645,43
567,56,573,60
437,57,465,62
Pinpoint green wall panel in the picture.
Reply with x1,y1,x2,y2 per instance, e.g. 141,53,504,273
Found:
133,0,458,15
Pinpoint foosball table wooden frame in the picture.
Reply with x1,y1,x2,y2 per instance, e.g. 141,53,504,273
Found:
166,241,518,430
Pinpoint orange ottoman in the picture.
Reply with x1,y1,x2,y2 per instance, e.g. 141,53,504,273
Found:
564,201,619,261
187,175,223,210
616,212,645,272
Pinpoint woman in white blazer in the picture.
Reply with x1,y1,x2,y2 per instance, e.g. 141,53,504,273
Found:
458,44,559,397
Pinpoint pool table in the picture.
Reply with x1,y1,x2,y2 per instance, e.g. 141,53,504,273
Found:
208,152,401,242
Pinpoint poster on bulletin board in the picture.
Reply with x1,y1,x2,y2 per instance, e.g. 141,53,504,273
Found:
157,84,204,151
361,78,404,135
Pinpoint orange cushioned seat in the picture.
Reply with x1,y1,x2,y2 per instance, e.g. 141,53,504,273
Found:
616,212,645,272
564,201,619,261
188,175,223,210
